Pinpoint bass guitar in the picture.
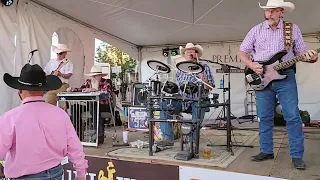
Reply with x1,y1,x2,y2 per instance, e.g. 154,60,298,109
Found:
245,48,320,91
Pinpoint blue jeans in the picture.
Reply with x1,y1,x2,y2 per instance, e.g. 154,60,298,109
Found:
11,164,63,180
256,69,304,158
159,100,205,141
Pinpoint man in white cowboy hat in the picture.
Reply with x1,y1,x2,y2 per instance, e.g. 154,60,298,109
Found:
156,43,215,146
44,43,73,108
67,65,114,144
238,0,318,170
0,63,87,179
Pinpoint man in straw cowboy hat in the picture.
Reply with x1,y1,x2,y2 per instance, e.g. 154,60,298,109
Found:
157,43,215,146
67,65,114,144
0,63,87,179
238,0,318,169
44,43,73,109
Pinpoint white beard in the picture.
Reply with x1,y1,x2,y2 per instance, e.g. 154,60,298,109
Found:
91,78,99,90
267,18,279,26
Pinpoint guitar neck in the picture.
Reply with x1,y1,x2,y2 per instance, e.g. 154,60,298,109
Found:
273,48,320,71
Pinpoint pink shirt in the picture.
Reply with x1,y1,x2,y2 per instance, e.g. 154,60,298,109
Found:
0,96,88,178
240,19,307,62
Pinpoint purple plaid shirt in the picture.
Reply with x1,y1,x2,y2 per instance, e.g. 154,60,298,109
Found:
176,61,214,109
240,19,307,62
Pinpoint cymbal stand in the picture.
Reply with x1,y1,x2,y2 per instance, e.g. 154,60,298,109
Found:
205,63,253,154
216,73,239,124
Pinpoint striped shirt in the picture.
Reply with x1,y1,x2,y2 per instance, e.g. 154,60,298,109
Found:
176,61,214,110
240,19,307,62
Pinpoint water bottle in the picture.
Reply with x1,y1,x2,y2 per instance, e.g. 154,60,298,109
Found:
219,79,224,88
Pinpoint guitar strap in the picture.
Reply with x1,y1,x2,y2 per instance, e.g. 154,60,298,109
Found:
282,21,296,73
283,21,293,52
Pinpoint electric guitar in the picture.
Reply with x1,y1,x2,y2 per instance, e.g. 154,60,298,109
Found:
245,48,320,91
51,59,70,75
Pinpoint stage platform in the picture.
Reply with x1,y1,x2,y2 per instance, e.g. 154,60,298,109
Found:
81,120,320,180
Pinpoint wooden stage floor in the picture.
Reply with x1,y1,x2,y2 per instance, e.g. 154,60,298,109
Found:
83,121,320,180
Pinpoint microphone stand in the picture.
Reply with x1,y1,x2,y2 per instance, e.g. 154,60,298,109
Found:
200,59,253,155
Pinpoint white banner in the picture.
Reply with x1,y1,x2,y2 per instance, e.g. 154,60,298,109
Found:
179,166,287,180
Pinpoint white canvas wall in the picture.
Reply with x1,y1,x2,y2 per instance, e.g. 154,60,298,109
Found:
141,37,320,120
0,0,138,114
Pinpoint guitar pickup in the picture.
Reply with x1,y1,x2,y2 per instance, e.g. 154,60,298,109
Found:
246,75,254,83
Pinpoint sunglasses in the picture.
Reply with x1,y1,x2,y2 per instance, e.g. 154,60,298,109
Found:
57,52,65,55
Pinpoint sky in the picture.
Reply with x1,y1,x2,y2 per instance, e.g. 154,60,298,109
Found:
50,34,104,59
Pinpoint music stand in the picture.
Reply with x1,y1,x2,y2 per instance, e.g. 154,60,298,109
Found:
200,59,254,154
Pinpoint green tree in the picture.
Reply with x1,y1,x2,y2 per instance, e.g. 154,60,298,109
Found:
95,42,137,82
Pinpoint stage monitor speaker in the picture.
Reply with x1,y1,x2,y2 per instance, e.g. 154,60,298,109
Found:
132,82,148,106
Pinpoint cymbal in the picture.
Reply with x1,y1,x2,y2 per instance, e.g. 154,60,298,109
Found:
147,60,171,74
176,61,204,74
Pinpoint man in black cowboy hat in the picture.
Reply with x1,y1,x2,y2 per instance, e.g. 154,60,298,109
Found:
0,63,87,179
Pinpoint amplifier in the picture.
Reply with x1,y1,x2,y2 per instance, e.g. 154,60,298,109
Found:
132,82,148,106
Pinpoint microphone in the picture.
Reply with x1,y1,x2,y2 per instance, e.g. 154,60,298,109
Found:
27,49,39,64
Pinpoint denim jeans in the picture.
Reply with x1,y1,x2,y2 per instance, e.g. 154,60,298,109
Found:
159,100,205,141
11,164,63,180
256,69,304,158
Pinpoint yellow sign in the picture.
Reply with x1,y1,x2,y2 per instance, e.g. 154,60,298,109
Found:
98,161,116,180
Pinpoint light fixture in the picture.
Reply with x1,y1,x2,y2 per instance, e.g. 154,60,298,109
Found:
171,48,178,56
1,0,14,6
162,49,169,57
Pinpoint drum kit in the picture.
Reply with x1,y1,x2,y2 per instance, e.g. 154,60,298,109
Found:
143,58,221,160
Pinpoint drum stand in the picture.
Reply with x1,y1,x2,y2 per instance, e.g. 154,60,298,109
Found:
174,83,203,161
147,81,202,161
204,64,254,154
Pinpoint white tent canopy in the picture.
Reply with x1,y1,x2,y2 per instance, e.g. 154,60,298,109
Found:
32,0,320,46
0,0,320,119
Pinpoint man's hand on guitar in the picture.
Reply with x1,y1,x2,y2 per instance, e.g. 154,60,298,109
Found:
54,71,62,76
305,49,318,63
248,62,263,74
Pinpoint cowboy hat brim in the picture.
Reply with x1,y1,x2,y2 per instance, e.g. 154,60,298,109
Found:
179,45,203,58
259,2,295,12
3,73,62,91
52,45,72,54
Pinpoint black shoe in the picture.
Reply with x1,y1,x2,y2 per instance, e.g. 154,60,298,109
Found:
251,152,274,162
292,158,306,170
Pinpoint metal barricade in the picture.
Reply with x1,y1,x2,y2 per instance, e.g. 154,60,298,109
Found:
57,92,109,147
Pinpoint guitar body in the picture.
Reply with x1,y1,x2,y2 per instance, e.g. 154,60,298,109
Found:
245,50,288,91
51,59,70,75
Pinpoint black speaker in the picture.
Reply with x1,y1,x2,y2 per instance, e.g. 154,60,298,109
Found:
132,83,148,106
